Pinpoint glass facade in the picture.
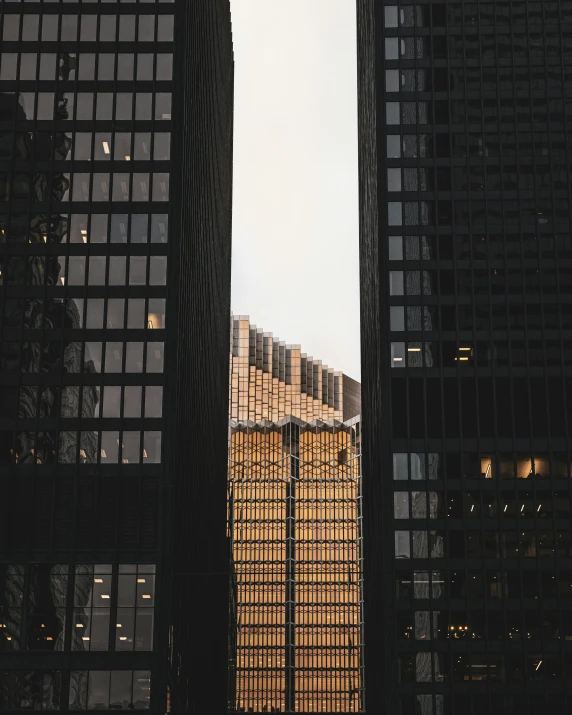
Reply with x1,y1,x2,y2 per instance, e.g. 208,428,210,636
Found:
0,563,154,707
0,0,172,704
0,669,151,711
0,1,234,713
357,2,572,713
228,419,364,713
0,0,171,471
227,318,363,712
230,316,348,423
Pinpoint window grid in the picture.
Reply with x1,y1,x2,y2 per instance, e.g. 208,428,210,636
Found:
363,2,572,713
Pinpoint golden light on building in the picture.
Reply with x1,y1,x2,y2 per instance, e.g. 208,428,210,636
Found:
227,317,363,713
229,316,360,424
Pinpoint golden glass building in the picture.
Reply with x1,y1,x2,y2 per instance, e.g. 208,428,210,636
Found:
227,317,364,713
229,316,361,424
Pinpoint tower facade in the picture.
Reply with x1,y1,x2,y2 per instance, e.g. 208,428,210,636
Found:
227,318,364,712
230,315,362,424
0,2,233,713
357,2,572,714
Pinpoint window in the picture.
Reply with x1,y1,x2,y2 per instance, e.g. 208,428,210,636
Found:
395,531,410,558
394,492,409,518
389,236,403,260
387,135,401,158
386,69,400,92
390,306,405,331
0,564,153,655
385,38,399,60
69,670,151,710
73,565,111,652
386,102,400,125
387,168,402,192
114,565,156,652
388,202,402,225
385,6,398,28
391,342,405,367
389,271,404,296
0,671,63,710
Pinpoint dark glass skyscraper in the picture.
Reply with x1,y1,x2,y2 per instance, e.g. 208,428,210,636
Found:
357,2,572,714
0,1,233,713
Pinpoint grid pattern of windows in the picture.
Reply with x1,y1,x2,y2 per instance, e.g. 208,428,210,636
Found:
0,1,174,712
358,1,572,713
0,669,151,712
0,0,235,713
0,563,155,655
228,420,364,713
227,319,363,712
229,316,348,423
69,670,151,711
0,0,172,470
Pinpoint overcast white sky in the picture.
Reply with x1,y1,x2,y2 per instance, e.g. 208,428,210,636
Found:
229,0,361,380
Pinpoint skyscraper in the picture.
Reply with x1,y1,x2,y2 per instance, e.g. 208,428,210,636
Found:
0,2,233,713
227,317,364,713
230,315,361,424
357,2,572,714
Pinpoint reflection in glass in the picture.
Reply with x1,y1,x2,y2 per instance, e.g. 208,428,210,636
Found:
91,215,108,243
147,298,166,329
132,174,150,202
151,215,168,243
107,300,125,330
136,93,153,120
86,299,104,329
134,133,151,160
88,671,110,710
100,432,119,463
143,432,161,463
84,342,102,374
112,174,131,202
114,133,132,162
111,671,133,709
110,215,128,244
102,386,121,419
129,257,147,286
104,343,123,373
88,259,106,286
144,387,163,418
109,257,126,285
122,431,141,463
96,93,112,121
128,299,146,329
124,387,142,419
126,343,144,373
146,342,164,373
26,565,68,652
155,93,172,120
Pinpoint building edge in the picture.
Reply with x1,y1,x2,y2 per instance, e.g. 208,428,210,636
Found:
165,1,234,713
356,0,393,712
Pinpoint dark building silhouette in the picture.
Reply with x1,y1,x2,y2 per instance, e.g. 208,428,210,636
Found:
357,2,572,714
0,1,233,713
